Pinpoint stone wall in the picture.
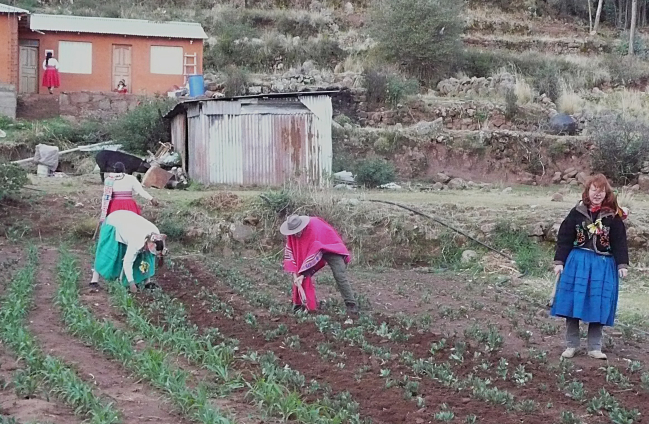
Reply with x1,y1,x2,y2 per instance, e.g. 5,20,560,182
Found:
462,36,611,54
0,84,17,119
59,91,145,120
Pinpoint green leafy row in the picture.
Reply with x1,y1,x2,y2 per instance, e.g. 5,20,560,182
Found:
0,247,121,424
55,248,233,424
109,282,366,423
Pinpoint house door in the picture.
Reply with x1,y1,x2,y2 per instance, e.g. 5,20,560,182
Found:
112,45,132,91
19,46,38,94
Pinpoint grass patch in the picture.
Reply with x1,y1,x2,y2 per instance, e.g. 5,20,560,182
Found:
491,222,549,276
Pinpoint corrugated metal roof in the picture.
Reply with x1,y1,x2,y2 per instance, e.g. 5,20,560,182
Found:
29,13,207,39
163,90,339,119
0,3,29,13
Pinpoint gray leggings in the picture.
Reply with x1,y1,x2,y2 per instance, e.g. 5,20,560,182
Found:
566,318,603,351
322,253,355,305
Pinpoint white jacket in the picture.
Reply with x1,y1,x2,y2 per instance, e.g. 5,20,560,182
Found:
104,210,160,283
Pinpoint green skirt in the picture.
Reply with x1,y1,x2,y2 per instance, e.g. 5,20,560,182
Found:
94,223,156,286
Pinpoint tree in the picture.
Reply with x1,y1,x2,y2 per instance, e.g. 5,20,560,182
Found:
630,0,638,55
591,0,604,35
368,0,464,83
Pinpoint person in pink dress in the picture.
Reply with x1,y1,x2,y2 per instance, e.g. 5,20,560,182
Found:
99,162,158,224
281,214,358,314
42,52,60,94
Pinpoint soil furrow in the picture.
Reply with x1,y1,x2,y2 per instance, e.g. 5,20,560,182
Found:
28,246,187,424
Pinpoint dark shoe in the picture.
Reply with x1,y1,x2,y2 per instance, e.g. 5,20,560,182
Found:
345,302,359,315
89,281,100,292
293,304,306,313
144,282,160,290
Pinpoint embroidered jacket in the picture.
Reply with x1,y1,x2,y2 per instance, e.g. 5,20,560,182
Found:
554,201,629,269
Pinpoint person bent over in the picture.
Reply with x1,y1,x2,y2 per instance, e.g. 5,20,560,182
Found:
91,210,168,293
280,214,358,314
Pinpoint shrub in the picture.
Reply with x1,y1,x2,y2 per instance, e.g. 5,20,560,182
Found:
14,118,107,149
223,65,249,97
364,67,419,107
534,62,561,102
354,158,396,188
0,163,29,201
368,0,464,82
109,99,175,154
589,113,649,185
504,89,518,120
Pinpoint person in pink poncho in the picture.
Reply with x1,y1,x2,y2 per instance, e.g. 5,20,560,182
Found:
281,214,358,314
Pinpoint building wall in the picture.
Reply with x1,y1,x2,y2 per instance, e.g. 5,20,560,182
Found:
181,96,333,187
17,30,203,95
0,13,20,88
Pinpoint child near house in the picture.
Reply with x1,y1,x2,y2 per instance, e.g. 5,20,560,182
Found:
42,51,60,94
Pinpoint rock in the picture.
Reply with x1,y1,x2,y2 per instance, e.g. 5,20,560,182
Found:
448,177,466,190
480,223,496,233
338,198,360,206
552,171,562,184
247,86,262,95
545,222,562,242
342,77,354,88
569,179,580,186
343,1,354,14
409,119,443,137
230,223,255,244
243,215,260,226
461,250,478,263
551,193,564,202
184,227,205,242
638,174,649,192
433,172,451,184
432,182,444,190
576,171,588,184
632,184,640,191
334,184,353,190
564,169,579,179
302,60,316,73
549,113,578,135
528,222,545,237
519,172,535,185
502,187,513,193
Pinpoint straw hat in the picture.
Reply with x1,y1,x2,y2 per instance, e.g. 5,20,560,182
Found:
280,214,310,236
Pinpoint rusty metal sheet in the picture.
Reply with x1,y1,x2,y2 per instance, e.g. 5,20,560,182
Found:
203,100,241,116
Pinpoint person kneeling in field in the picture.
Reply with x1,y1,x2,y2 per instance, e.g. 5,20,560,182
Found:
90,210,168,293
280,214,358,314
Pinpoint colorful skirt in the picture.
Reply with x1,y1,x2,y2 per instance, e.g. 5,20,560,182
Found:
551,248,619,326
42,67,60,88
107,192,141,216
94,223,155,287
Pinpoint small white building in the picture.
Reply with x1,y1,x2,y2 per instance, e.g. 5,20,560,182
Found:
165,91,335,187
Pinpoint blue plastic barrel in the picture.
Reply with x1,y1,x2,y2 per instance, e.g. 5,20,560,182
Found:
188,74,205,97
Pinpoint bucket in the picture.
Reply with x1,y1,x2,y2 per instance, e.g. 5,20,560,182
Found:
188,75,205,97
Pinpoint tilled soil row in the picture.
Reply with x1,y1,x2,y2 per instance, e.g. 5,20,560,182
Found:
180,259,649,416
147,258,643,424
28,246,188,424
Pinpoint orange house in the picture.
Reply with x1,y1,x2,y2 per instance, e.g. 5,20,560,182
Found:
0,3,29,90
1,3,207,95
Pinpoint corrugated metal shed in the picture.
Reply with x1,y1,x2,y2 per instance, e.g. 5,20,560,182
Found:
29,14,208,39
168,92,335,187
0,3,29,13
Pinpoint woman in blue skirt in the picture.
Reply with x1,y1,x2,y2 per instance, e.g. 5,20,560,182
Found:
552,174,628,360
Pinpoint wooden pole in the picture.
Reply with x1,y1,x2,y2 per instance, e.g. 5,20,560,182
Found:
10,141,115,165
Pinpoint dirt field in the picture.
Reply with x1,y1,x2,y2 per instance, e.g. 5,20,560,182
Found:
2,176,649,424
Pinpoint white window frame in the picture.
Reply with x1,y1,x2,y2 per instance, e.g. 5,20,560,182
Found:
57,41,92,74
150,46,183,75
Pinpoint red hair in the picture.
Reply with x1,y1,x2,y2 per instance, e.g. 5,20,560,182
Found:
582,174,618,212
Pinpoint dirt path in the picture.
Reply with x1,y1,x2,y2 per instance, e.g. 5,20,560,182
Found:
0,346,82,424
27,246,187,424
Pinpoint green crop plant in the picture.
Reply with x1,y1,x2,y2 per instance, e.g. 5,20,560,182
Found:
560,411,582,424
55,248,233,424
601,366,632,389
513,365,532,386
564,381,587,402
0,247,121,424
